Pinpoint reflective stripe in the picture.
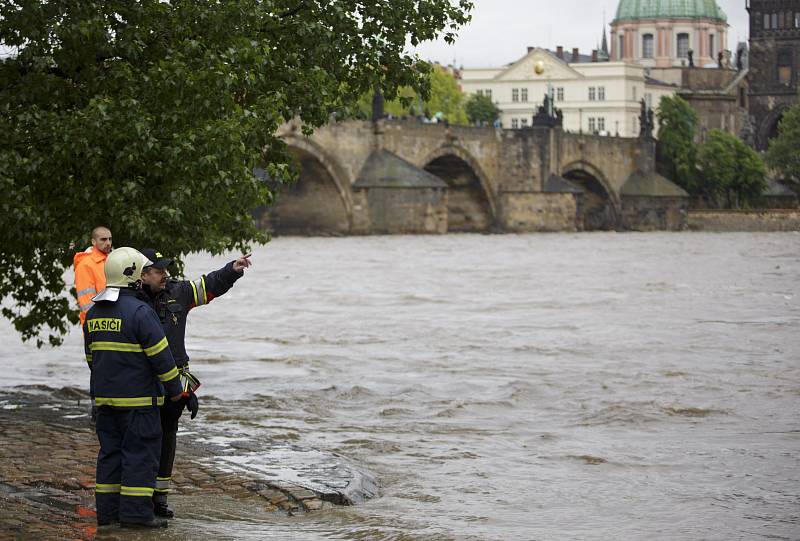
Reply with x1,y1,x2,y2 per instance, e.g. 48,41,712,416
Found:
85,355,93,364
144,337,168,357
76,287,97,297
89,341,143,353
79,300,95,311
155,477,171,492
120,485,154,497
95,483,121,494
192,278,207,306
189,280,198,306
95,396,164,407
157,366,179,382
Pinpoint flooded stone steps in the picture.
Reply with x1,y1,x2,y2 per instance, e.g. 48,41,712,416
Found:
0,387,379,539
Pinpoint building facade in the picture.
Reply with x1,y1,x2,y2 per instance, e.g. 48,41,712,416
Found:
460,47,676,137
746,0,800,150
611,0,729,68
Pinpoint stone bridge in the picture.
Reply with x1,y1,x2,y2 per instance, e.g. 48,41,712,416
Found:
262,119,688,234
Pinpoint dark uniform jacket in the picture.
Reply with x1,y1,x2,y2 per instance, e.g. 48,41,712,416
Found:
141,262,242,368
84,288,182,407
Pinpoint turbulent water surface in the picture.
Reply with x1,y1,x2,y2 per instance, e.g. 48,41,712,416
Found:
3,233,799,540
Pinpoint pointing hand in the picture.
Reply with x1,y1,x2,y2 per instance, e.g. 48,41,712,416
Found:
233,253,252,273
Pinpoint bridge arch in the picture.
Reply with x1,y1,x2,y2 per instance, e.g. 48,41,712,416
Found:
420,145,497,232
269,135,354,234
561,160,620,231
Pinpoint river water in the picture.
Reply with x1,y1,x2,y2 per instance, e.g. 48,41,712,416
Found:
2,233,799,540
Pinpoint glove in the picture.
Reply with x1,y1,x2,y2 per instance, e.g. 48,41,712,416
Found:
186,390,199,420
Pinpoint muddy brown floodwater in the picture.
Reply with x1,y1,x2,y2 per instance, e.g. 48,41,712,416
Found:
2,233,799,540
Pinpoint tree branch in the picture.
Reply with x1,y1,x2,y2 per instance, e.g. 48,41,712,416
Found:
279,1,308,18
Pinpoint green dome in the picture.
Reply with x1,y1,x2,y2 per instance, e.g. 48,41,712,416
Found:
613,0,727,23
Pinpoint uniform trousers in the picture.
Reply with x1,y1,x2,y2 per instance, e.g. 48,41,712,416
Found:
156,398,184,495
95,407,162,524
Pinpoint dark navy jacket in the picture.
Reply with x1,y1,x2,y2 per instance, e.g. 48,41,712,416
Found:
141,262,242,368
84,288,182,407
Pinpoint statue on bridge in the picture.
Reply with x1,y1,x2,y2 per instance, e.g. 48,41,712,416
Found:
372,90,385,123
532,92,563,128
639,98,654,139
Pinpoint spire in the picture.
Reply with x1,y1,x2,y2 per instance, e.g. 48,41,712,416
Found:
601,11,609,58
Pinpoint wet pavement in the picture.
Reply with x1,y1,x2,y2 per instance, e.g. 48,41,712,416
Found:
0,387,378,540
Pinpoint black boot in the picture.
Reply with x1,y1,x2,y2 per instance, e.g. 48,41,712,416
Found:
120,517,168,529
153,493,175,518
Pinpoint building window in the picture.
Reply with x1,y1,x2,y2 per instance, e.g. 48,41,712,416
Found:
512,88,519,102
619,35,625,58
677,33,690,59
633,86,637,100
511,118,519,129
764,13,771,29
646,93,652,107
778,50,793,85
521,88,528,102
589,87,596,101
642,34,654,58
520,118,529,128
588,118,596,133
796,12,800,28
598,118,605,132
476,90,483,97
772,13,778,29
485,89,492,99
598,87,605,101
557,87,564,101
739,87,746,108
709,34,715,58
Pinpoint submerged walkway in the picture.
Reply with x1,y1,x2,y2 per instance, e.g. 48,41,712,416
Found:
0,387,378,540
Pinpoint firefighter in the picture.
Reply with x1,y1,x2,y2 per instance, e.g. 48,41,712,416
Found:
84,247,183,529
138,248,251,518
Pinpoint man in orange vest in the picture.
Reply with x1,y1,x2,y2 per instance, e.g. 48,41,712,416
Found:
74,226,113,422
74,226,113,328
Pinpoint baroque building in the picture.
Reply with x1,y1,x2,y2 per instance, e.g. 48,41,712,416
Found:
607,0,749,143
746,0,800,150
611,0,729,67
459,47,676,137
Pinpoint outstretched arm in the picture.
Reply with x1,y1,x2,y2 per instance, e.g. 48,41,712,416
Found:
186,254,251,310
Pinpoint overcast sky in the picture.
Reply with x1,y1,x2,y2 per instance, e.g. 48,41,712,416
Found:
415,0,749,67
1,1,748,64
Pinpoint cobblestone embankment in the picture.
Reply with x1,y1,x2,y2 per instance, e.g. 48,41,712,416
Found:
0,387,378,540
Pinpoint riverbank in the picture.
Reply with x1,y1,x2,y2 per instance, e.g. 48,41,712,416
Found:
0,387,378,540
688,209,800,232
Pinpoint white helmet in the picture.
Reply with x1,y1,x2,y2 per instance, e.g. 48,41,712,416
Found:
93,247,153,302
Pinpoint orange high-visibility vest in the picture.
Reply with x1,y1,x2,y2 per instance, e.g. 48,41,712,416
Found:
73,247,108,326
